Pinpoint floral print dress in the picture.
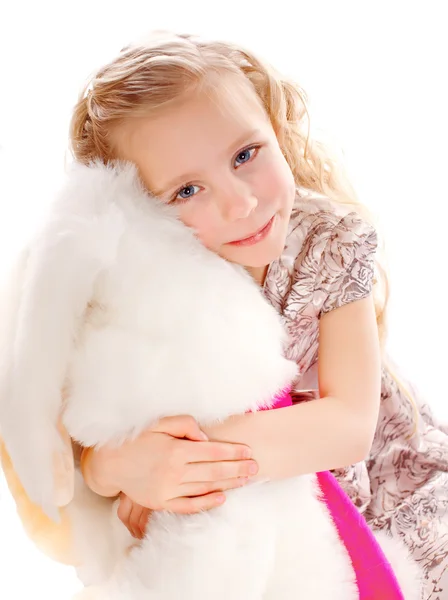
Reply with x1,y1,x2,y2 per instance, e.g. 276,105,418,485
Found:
0,186,447,598
263,188,448,599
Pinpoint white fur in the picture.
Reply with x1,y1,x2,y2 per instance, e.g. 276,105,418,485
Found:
0,161,422,598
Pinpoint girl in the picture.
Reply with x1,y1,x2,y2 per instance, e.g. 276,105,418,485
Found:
1,31,447,599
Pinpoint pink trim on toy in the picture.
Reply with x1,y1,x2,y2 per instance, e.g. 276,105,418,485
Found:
316,471,404,599
262,390,404,599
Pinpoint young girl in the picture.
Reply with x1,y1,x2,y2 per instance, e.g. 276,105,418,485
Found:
1,30,447,599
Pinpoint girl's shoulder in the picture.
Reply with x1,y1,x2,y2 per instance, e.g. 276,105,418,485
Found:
265,188,378,315
285,188,377,264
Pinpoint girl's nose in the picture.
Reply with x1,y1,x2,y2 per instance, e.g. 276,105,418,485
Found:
216,180,258,222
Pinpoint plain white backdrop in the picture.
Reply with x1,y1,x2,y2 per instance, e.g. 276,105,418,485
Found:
0,1,447,597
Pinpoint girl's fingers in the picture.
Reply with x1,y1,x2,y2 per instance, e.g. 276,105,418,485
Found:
150,415,208,442
179,476,250,498
128,502,144,539
117,493,136,536
186,440,252,463
167,491,227,515
182,460,257,484
117,493,150,539
137,508,151,539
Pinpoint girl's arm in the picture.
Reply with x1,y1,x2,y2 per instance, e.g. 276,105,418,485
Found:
203,295,381,479
79,416,256,510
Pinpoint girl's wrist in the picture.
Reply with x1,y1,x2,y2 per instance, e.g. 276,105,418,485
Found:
80,445,121,497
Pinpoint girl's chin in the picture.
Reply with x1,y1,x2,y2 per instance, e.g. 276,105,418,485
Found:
224,239,286,269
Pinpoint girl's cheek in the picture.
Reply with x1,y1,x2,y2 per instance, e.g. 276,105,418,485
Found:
196,228,219,251
255,157,288,196
178,205,199,232
179,208,219,251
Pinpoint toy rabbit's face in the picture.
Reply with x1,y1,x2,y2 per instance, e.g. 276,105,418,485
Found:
111,75,296,285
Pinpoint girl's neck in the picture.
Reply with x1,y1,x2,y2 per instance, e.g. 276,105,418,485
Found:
246,265,269,287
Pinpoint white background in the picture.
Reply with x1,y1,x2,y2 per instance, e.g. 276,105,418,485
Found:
0,1,447,597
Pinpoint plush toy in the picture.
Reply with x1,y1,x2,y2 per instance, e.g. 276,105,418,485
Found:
0,161,422,599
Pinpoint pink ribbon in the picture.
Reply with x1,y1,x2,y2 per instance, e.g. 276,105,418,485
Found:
259,389,404,599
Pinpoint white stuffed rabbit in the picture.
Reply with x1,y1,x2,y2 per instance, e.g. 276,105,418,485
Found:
0,161,422,599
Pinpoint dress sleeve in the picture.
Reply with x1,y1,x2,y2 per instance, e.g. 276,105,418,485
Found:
313,212,378,316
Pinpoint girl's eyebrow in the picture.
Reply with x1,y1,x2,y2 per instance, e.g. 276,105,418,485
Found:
152,172,199,197
151,129,262,196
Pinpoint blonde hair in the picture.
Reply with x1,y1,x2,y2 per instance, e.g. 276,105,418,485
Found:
69,32,414,408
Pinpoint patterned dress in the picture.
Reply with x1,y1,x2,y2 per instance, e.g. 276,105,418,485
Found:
264,187,448,599
1,186,447,598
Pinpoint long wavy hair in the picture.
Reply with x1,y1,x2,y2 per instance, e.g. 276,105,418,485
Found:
69,31,418,421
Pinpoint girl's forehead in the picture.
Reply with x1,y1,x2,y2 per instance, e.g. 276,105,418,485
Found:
168,83,265,134
111,80,273,195
115,82,270,166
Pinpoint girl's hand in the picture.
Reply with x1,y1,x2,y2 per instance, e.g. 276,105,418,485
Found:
117,493,151,539
82,415,257,514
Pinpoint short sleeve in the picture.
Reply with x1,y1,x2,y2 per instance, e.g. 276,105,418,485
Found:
314,212,378,316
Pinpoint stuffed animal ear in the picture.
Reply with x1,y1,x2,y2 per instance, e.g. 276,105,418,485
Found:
0,177,123,522
0,243,76,522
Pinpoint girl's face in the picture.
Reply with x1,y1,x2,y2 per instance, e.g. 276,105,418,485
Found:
113,78,296,283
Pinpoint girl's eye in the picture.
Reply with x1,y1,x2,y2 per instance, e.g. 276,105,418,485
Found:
234,147,257,167
171,146,260,202
175,184,201,201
